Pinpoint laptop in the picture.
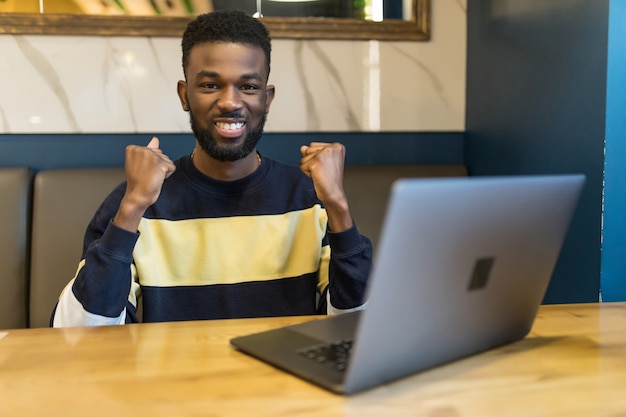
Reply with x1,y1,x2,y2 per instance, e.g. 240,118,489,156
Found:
230,174,585,395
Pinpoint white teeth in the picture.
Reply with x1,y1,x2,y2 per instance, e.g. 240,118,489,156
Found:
216,122,244,130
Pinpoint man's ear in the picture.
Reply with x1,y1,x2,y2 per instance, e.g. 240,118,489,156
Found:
265,84,275,114
177,80,190,111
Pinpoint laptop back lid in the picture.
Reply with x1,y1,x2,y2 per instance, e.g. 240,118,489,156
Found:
342,174,585,393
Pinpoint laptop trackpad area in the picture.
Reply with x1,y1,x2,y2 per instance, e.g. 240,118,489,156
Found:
287,311,361,343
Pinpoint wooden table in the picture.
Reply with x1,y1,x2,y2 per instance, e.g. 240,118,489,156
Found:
1,303,625,416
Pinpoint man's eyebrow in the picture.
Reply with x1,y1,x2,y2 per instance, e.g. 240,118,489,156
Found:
195,70,219,80
240,73,263,82
194,70,263,82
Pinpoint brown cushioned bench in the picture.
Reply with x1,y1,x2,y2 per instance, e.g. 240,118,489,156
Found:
0,167,32,329
344,165,468,247
1,164,466,328
29,168,127,328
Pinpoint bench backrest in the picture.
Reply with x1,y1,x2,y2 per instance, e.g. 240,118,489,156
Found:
345,165,468,248
29,168,126,328
1,164,467,328
0,168,32,329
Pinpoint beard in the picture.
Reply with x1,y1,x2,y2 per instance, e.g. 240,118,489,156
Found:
189,110,266,162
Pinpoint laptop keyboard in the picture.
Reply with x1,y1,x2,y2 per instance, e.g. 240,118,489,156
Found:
297,339,354,372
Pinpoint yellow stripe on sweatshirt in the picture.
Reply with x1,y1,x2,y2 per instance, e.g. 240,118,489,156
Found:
133,205,328,287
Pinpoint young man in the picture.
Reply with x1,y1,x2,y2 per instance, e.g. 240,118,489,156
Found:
51,10,372,327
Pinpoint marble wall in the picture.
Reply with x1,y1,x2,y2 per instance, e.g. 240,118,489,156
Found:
0,0,466,134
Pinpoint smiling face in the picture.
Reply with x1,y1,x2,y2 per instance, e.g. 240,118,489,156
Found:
177,42,275,162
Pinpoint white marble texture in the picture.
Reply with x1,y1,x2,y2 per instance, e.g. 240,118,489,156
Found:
0,0,466,133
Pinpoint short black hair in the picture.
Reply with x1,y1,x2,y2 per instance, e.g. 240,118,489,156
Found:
181,10,272,79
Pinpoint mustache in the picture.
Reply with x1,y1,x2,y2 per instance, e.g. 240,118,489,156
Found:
215,111,244,119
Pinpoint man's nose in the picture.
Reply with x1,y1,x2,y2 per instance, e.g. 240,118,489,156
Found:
217,87,243,112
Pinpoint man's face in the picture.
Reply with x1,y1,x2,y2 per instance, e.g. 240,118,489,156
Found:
177,42,275,162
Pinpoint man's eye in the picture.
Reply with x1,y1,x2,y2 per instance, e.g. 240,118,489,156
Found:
241,84,258,91
200,83,218,89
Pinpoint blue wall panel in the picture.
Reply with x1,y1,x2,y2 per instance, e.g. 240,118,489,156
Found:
465,1,609,303
601,0,626,301
0,132,464,172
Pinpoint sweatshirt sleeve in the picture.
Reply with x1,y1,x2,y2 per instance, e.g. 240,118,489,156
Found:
324,224,373,314
51,187,141,327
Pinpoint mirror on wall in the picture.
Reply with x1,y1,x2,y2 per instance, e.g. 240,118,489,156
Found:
0,0,429,40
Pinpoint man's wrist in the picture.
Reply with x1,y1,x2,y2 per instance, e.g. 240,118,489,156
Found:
324,200,353,232
113,198,148,232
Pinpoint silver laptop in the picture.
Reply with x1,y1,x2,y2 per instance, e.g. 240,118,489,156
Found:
230,174,585,395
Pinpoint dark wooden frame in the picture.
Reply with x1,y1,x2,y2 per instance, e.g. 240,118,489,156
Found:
0,0,429,41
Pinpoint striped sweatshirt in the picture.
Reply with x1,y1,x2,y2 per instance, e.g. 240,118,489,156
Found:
51,153,373,327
